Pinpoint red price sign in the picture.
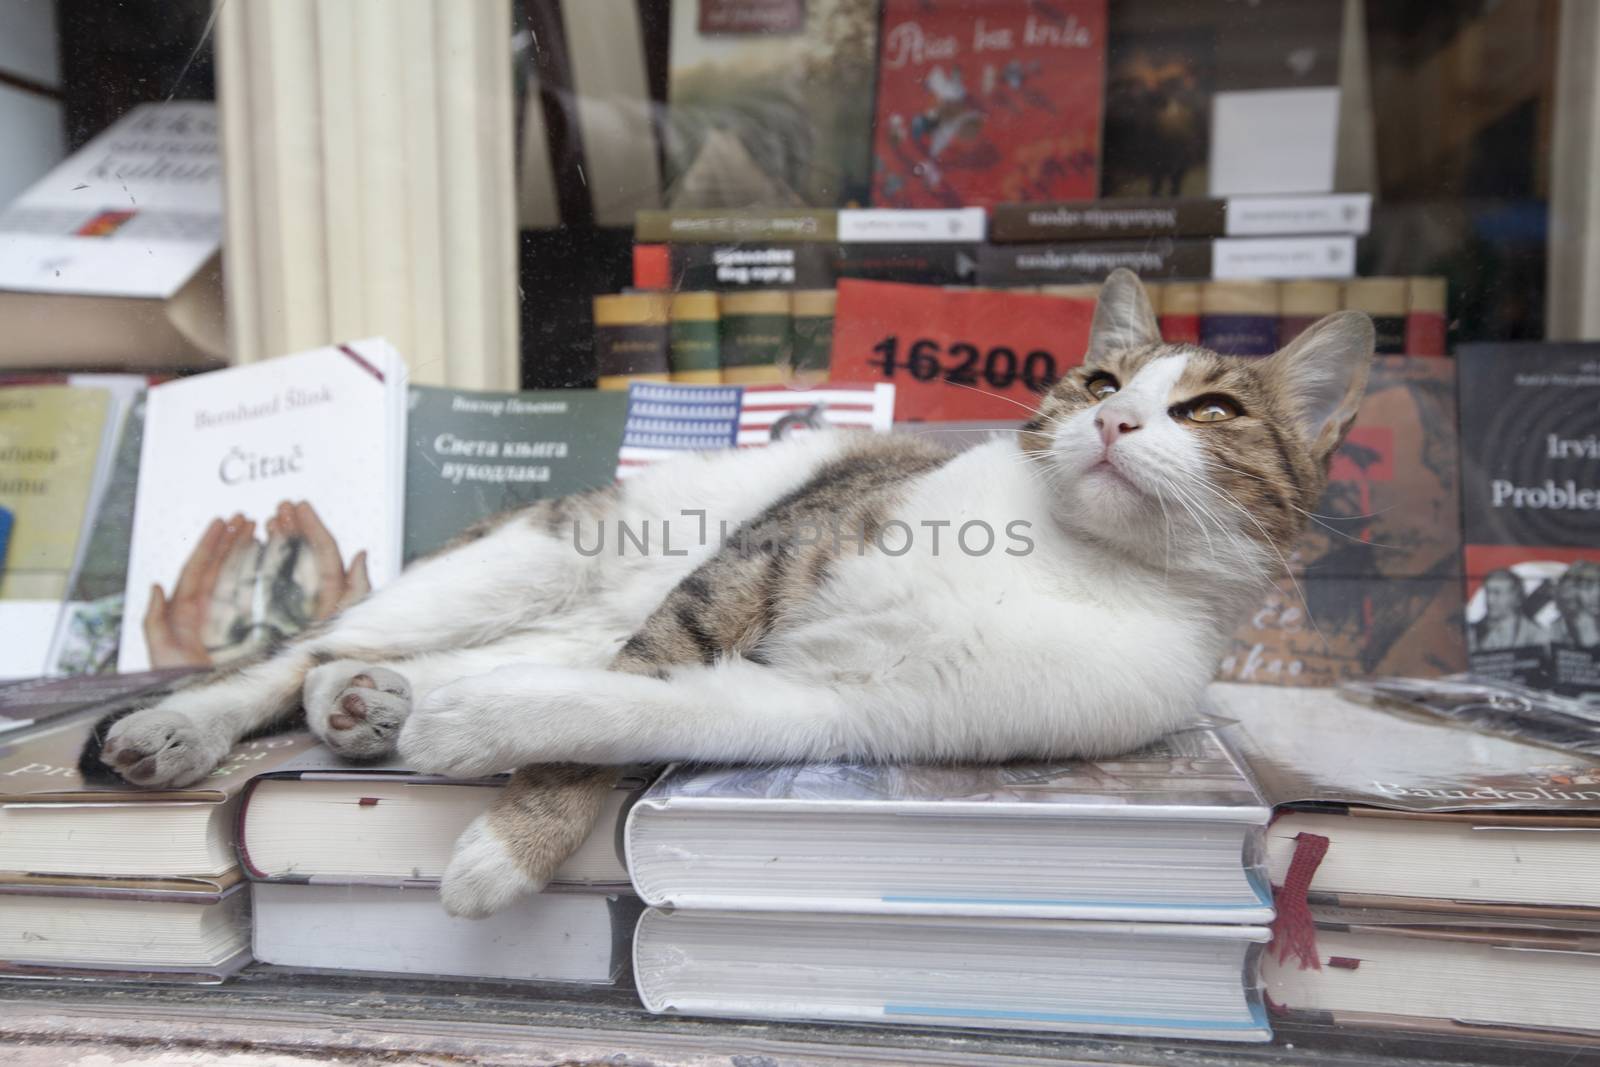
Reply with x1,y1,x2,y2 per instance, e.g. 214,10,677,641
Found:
829,280,1093,421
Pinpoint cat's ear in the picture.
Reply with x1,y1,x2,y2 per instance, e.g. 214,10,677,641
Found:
1086,269,1162,363
1265,310,1374,458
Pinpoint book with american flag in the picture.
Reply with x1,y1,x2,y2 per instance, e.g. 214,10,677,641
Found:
615,382,896,479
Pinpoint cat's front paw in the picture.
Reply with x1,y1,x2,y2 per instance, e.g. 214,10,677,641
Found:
438,816,541,918
304,661,410,760
396,683,514,778
101,706,231,788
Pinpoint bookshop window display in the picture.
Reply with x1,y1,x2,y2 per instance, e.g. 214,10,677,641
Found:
2,0,1600,1063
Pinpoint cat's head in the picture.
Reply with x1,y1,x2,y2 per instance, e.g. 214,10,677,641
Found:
1022,268,1374,582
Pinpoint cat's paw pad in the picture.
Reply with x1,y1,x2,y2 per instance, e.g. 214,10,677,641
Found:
397,684,513,778
439,817,541,919
304,662,411,761
101,707,229,789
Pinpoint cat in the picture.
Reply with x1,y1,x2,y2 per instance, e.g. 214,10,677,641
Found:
91,270,1373,918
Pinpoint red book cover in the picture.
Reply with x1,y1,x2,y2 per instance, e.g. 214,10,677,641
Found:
871,0,1107,209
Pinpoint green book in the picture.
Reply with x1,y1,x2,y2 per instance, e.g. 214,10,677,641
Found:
403,387,628,562
790,289,837,381
669,292,722,383
720,291,792,385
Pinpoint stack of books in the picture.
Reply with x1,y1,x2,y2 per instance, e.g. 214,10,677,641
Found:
237,753,656,985
0,699,314,982
625,728,1277,1041
1217,683,1600,1043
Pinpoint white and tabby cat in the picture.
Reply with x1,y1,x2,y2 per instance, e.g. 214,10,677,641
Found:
92,271,1373,917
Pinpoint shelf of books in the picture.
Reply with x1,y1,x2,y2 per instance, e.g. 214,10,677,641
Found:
1,0,1597,1063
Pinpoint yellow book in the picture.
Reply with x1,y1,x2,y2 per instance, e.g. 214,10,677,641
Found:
0,386,111,601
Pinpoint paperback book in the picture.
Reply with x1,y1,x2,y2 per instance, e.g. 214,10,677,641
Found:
119,340,409,672
1456,343,1600,697
404,386,627,562
1221,357,1466,686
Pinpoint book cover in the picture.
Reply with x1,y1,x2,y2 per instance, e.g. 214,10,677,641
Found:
0,102,225,371
663,1,880,209
0,386,110,602
1457,343,1600,696
871,0,1107,209
1214,683,1600,813
119,340,407,672
638,727,1263,815
403,386,628,562
0,668,199,738
48,391,147,676
1221,357,1466,686
613,381,896,478
1101,1,1343,199
0,711,316,804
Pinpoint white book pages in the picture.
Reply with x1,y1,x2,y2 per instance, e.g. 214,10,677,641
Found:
1265,927,1600,1036
635,910,1271,1041
242,779,630,886
0,888,247,967
253,883,628,983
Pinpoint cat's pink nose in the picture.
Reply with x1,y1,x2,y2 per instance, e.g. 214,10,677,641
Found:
1095,413,1141,448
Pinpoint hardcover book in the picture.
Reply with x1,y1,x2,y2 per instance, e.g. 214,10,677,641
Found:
871,0,1107,208
238,747,650,888
634,910,1271,1041
403,386,627,562
1264,923,1600,1041
119,340,409,672
1216,683,1600,916
625,727,1273,922
0,710,316,880
1456,343,1600,696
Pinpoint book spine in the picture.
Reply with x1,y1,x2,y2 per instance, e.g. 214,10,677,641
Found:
1277,279,1342,346
1405,276,1447,356
720,292,791,385
593,293,671,389
1200,281,1280,357
834,242,978,286
1210,236,1356,281
789,289,837,383
990,199,1227,242
1342,277,1408,354
668,292,722,384
975,239,1213,287
1159,283,1201,343
633,244,670,290
670,244,835,291
636,210,838,243
837,208,986,243
1039,283,1102,302
1220,193,1372,237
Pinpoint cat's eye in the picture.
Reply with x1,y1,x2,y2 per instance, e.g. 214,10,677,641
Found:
1179,396,1241,423
1085,373,1119,400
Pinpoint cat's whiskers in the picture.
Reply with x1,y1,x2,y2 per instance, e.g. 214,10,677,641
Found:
1189,477,1331,653
1203,458,1398,544
936,378,1046,416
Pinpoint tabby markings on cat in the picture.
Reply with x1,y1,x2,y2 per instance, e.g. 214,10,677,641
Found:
92,270,1373,918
